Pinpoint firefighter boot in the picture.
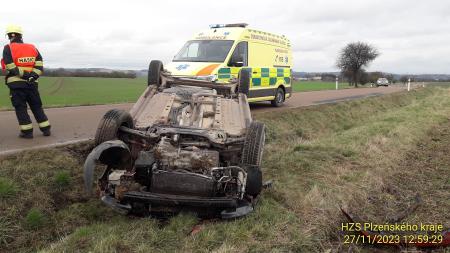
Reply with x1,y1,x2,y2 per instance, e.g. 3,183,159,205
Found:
42,128,51,136
19,130,33,139
40,124,51,136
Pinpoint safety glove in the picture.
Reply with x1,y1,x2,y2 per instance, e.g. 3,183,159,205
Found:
27,76,36,85
30,72,40,80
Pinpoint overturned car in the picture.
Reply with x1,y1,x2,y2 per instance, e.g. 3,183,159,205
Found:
84,61,265,219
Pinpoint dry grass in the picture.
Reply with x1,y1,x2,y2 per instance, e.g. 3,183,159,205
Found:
1,87,449,252
258,87,450,252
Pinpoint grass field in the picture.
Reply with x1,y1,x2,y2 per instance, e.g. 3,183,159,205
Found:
1,87,449,252
0,77,146,110
292,81,354,92
0,77,357,110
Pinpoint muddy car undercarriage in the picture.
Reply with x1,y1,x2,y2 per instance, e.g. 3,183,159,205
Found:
84,61,265,219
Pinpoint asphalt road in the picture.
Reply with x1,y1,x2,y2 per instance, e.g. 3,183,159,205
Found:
0,86,404,155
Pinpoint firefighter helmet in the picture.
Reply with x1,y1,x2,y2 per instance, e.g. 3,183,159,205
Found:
6,24,23,35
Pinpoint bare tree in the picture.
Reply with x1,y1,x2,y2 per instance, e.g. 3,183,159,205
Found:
336,42,379,87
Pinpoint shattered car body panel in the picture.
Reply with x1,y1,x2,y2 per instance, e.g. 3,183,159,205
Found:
84,62,264,218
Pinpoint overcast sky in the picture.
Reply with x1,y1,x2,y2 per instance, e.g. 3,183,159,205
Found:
1,0,449,74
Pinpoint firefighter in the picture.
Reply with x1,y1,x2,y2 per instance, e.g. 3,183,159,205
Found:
1,25,50,138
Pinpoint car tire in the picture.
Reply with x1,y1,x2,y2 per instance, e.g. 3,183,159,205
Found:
94,109,134,146
271,87,285,107
238,68,251,96
148,60,163,87
244,165,263,197
242,121,265,196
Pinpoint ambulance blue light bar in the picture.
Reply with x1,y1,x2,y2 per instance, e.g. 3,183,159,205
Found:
210,23,248,29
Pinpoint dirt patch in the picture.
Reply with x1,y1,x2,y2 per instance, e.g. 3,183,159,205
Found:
375,121,449,223
64,141,95,163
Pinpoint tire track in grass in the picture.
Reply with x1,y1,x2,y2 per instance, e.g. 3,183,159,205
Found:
49,77,65,95
41,77,61,95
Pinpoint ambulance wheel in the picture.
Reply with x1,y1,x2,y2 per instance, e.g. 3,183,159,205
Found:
148,60,163,87
271,87,285,107
94,109,134,146
238,69,250,96
241,121,265,196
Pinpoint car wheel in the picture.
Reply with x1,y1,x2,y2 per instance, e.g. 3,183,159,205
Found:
271,87,285,107
148,60,163,87
244,165,262,197
94,109,134,146
242,121,265,196
238,68,250,96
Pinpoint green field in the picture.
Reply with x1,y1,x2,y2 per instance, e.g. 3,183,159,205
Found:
292,81,354,92
1,87,449,252
0,77,146,110
0,77,358,109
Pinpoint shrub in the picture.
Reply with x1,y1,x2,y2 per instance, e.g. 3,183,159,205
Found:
25,208,45,230
54,171,71,189
0,177,17,198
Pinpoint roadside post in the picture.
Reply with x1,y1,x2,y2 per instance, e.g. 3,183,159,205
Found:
408,78,411,91
336,76,338,90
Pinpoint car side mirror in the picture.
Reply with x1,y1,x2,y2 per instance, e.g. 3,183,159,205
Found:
229,56,244,67
234,61,244,67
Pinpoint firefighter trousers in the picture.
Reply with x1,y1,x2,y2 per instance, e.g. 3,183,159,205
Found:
9,87,50,133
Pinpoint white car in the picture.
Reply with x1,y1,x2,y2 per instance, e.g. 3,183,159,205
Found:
376,78,389,87
83,60,265,219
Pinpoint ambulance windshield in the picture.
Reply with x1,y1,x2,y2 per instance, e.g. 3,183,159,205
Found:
173,40,234,62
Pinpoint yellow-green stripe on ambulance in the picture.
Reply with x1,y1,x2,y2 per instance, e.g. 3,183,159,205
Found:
165,24,292,104
217,67,291,102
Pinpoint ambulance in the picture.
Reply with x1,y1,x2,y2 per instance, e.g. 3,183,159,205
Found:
165,23,292,107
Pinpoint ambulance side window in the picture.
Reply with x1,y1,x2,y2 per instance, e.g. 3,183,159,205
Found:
228,41,248,67
182,42,199,58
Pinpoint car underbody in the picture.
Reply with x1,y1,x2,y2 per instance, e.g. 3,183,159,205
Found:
84,61,265,219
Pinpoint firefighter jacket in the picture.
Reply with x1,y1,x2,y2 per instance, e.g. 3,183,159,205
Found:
1,41,44,89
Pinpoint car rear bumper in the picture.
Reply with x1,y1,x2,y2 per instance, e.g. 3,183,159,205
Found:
123,191,238,208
